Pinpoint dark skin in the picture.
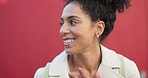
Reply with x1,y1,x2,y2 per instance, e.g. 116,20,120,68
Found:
60,2,105,78
68,55,101,78
70,67,100,78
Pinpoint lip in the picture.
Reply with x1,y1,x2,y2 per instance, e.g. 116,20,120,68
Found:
63,38,76,46
63,37,75,40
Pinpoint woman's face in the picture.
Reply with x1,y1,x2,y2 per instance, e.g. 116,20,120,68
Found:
60,2,99,55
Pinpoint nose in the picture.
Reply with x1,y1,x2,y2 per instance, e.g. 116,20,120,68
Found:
59,24,70,37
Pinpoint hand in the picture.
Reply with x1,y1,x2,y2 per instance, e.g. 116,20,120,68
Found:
70,67,100,78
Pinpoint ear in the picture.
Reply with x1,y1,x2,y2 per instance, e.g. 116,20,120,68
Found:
94,21,105,37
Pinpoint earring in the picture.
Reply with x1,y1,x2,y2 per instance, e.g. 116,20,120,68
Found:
97,34,100,38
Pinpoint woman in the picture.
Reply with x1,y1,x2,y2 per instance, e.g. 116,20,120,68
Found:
34,0,140,78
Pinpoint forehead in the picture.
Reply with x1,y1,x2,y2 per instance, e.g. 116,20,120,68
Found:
61,2,87,19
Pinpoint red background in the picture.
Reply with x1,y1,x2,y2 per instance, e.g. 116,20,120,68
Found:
0,0,147,78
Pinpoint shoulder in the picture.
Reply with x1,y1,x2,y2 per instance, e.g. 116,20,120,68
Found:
34,52,67,78
121,55,140,78
34,63,51,78
34,67,45,78
101,45,140,78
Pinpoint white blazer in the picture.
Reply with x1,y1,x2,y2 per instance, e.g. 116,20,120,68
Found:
34,45,140,78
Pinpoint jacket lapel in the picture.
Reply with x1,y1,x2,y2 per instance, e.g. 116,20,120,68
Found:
48,45,123,78
98,63,123,78
48,52,69,78
99,45,123,78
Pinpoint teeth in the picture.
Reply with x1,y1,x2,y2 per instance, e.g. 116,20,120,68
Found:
64,39,75,43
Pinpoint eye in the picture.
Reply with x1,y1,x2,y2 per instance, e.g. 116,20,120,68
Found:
70,20,77,26
59,20,64,26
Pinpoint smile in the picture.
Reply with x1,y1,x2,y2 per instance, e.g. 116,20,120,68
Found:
63,38,76,46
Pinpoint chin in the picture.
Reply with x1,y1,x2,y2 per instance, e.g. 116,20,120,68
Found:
65,49,75,55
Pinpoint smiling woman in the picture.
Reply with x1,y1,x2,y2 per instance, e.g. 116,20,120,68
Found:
59,3,100,55
34,0,141,78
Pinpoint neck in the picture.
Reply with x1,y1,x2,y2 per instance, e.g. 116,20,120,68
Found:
70,45,102,73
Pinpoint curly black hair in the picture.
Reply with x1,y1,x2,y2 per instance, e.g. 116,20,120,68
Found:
65,0,131,41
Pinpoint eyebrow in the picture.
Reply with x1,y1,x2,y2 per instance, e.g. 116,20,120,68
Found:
60,15,80,20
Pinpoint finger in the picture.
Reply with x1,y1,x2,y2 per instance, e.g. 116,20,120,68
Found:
70,72,76,78
78,67,89,78
95,72,100,78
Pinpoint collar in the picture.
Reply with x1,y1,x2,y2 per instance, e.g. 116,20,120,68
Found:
48,52,69,78
48,45,121,78
101,45,121,68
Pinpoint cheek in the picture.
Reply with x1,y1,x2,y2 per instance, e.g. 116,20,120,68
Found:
71,27,82,37
59,28,62,36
